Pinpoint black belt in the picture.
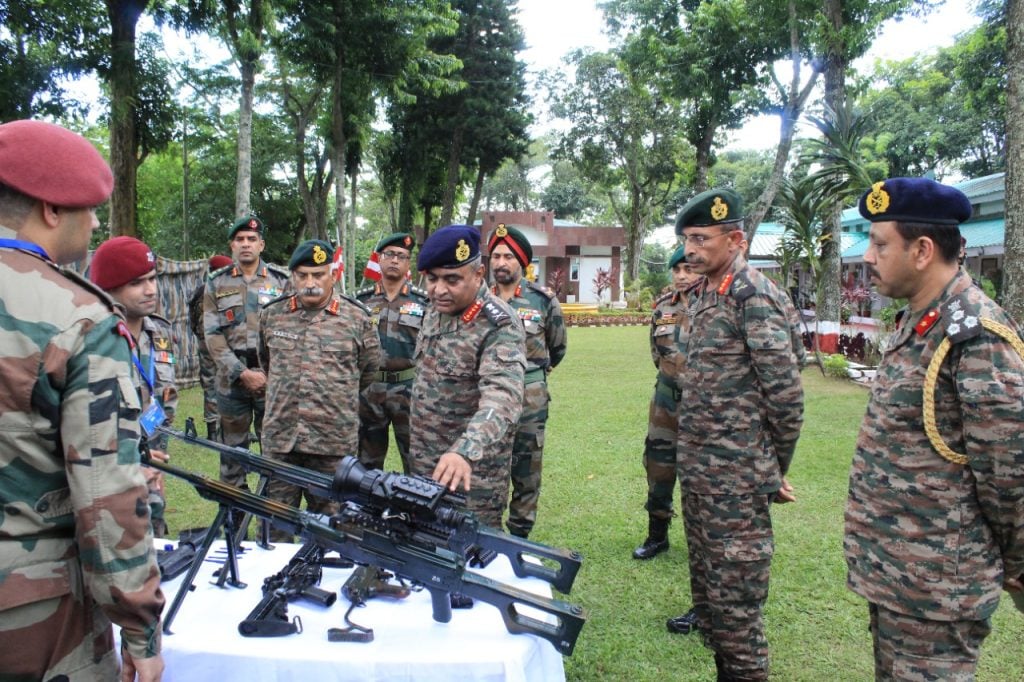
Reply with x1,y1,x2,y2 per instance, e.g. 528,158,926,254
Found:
234,350,259,368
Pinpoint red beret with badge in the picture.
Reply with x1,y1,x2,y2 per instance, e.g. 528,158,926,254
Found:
90,236,156,291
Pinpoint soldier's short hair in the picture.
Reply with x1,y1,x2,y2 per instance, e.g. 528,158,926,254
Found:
894,221,962,265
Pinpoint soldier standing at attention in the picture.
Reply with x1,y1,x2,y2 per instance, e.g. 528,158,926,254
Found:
409,225,526,528
635,245,699,561
844,177,1024,680
258,240,380,540
671,189,805,681
356,232,429,473
0,120,164,680
188,254,233,442
202,215,289,488
487,224,566,539
90,236,179,538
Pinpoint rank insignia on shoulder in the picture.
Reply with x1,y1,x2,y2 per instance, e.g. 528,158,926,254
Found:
481,300,511,325
461,299,484,323
717,272,735,296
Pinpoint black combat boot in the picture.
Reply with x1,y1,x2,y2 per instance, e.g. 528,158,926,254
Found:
666,607,700,634
632,516,670,559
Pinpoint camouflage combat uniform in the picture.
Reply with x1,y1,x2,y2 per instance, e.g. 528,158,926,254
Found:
259,292,380,517
130,313,179,538
203,259,289,485
0,229,164,679
643,288,688,520
496,278,566,538
188,281,220,441
677,254,805,681
409,283,526,528
355,281,430,473
845,271,1024,680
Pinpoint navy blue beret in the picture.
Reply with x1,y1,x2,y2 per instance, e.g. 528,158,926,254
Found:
858,178,972,226
675,188,744,234
288,239,333,269
668,245,687,269
417,225,481,271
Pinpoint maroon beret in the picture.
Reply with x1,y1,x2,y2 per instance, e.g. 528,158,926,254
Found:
90,236,156,291
0,119,113,207
209,254,233,270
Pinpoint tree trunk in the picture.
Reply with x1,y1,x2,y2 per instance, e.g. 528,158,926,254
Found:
106,0,147,236
439,125,465,227
1003,0,1024,322
235,59,256,217
625,185,644,281
466,165,486,226
347,167,358,290
330,57,347,291
693,120,715,194
818,0,845,327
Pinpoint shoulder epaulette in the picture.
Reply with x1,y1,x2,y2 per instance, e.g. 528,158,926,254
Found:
481,299,512,326
409,284,430,301
941,294,984,344
267,263,290,279
654,290,675,307
148,312,172,328
354,286,375,300
58,266,118,312
525,280,556,301
208,263,234,278
339,293,373,315
728,269,757,303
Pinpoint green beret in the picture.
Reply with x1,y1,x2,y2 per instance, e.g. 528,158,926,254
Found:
675,189,744,234
228,214,264,239
487,224,532,268
288,239,334,269
375,232,416,253
668,245,687,269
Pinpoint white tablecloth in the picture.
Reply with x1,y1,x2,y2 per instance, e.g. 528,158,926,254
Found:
120,539,567,682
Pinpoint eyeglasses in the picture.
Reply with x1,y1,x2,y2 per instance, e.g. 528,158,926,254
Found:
680,231,735,247
380,251,411,261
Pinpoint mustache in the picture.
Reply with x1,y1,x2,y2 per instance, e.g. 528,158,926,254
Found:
867,267,880,279
299,286,325,297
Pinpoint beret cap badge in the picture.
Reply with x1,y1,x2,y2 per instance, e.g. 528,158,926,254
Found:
710,197,729,221
866,182,890,215
455,239,471,262
312,244,327,264
495,224,508,238
403,236,412,247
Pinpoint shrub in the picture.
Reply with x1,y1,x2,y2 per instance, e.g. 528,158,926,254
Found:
823,353,850,379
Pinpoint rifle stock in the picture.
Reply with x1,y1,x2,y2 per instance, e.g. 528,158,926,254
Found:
148,457,587,655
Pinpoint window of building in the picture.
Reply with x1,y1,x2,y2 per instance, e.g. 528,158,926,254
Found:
570,257,580,281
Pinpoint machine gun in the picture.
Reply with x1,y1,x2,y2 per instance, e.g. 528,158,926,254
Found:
158,420,581,595
146,455,587,656
238,540,339,637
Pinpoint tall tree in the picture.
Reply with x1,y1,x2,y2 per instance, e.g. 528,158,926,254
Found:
550,47,687,280
1002,0,1024,322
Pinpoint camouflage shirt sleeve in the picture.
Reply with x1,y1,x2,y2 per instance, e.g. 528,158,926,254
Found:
62,316,164,659
202,276,245,382
257,304,270,374
954,330,1024,579
358,308,382,393
450,321,526,461
546,298,567,370
650,308,660,369
742,290,805,476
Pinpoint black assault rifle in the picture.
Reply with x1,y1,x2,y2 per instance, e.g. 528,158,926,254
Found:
146,455,587,655
158,420,582,595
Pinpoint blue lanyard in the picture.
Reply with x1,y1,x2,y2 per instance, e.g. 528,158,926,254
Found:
132,348,156,393
0,238,51,261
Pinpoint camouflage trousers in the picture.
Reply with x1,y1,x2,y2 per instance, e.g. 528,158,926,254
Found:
409,439,512,530
143,465,168,537
0,552,118,680
265,452,342,543
216,382,265,487
506,380,550,538
642,373,679,519
358,379,413,473
198,346,221,441
682,492,775,681
869,603,991,681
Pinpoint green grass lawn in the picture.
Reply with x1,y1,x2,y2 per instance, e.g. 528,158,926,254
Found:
163,325,1024,681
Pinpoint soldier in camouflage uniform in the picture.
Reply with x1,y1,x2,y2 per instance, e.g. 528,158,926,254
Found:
188,254,233,442
259,240,380,541
355,232,429,473
844,177,1024,680
203,215,289,488
634,246,699,559
91,236,179,538
487,224,566,539
0,120,164,680
671,189,805,681
409,225,526,529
